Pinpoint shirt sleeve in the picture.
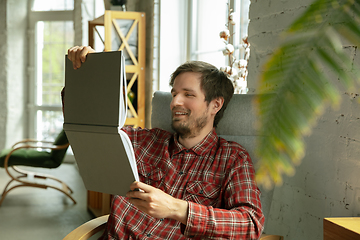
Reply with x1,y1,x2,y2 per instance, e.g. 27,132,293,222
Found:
181,155,264,239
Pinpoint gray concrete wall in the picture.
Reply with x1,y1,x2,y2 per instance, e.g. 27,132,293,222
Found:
248,0,360,239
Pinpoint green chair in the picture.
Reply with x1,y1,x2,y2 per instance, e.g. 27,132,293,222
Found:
0,130,76,206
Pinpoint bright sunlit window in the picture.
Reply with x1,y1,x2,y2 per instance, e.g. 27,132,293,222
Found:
35,20,74,139
32,0,74,11
158,0,250,92
28,0,74,141
191,0,250,65
189,0,228,67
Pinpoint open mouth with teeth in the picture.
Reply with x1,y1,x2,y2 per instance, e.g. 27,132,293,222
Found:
172,109,190,120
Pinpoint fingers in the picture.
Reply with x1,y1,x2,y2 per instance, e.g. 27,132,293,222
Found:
126,190,145,201
126,188,159,217
67,46,95,69
129,181,151,192
127,182,159,202
67,46,82,69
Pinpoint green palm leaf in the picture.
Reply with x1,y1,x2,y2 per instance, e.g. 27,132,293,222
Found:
255,0,360,188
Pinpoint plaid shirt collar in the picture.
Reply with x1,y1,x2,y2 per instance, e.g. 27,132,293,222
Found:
172,128,218,156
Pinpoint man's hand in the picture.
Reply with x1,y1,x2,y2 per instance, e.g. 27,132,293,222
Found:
126,181,189,225
67,46,95,69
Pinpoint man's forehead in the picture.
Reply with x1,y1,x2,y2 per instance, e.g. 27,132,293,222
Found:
171,87,196,93
172,72,202,88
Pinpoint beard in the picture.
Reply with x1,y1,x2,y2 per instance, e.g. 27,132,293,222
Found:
171,109,209,138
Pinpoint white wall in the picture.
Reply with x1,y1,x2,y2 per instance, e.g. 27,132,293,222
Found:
6,0,28,147
0,0,8,150
248,0,360,239
0,0,27,149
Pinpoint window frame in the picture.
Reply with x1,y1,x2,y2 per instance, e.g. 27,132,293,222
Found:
27,7,74,139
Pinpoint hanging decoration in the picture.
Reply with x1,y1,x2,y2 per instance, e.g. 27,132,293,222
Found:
219,2,250,94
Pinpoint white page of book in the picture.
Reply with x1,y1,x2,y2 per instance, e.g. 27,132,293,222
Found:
119,129,139,181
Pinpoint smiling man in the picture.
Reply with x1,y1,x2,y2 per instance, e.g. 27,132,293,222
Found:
170,71,223,147
66,46,264,239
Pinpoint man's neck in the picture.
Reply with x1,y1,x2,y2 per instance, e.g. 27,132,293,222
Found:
178,127,214,149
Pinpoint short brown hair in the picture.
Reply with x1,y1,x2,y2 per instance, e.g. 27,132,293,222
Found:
169,61,234,127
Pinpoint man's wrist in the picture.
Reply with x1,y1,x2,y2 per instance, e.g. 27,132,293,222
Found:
171,199,189,225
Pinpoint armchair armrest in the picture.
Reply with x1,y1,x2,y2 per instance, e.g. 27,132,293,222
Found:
63,214,109,240
12,140,69,149
62,214,283,240
260,234,284,240
11,139,54,148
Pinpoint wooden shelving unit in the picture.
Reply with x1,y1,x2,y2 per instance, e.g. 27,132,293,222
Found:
87,10,146,217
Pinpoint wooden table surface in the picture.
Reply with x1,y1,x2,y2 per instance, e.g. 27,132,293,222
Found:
324,217,360,240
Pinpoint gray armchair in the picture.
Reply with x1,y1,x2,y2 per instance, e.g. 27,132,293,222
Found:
151,91,275,234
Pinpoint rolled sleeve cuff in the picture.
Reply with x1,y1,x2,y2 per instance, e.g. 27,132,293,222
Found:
180,201,214,238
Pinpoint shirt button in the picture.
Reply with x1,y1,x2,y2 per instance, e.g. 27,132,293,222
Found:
146,173,151,177
179,171,184,175
199,190,204,194
185,149,190,153
160,218,164,221
146,233,151,237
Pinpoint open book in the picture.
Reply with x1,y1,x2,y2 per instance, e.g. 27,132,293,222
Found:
63,51,139,196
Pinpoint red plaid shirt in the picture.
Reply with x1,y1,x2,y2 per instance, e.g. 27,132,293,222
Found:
99,127,264,240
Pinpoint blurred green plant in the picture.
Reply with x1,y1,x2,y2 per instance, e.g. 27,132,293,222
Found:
255,0,360,188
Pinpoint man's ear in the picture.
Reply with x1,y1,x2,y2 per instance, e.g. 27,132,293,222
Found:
211,97,224,115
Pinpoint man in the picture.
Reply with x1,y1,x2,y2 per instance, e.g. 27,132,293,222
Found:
66,46,264,239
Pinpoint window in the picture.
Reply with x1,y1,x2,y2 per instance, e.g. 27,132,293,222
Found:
190,0,250,66
157,0,250,92
28,0,74,141
188,0,227,67
32,0,74,11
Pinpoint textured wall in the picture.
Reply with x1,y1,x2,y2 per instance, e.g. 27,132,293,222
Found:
5,0,27,147
248,0,313,92
248,0,360,239
0,0,8,150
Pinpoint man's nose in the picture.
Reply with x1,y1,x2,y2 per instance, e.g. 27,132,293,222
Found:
170,94,183,108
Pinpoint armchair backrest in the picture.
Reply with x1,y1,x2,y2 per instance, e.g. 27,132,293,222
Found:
50,130,70,166
151,91,274,232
